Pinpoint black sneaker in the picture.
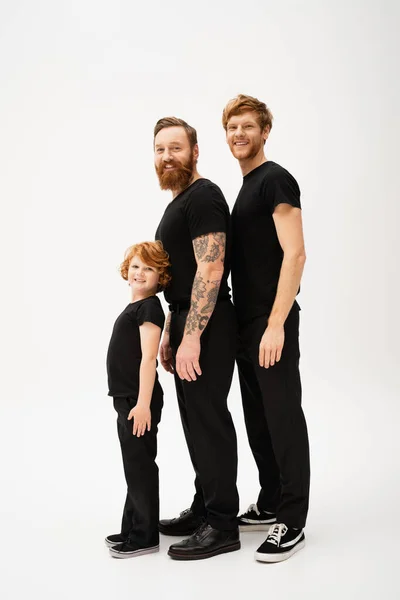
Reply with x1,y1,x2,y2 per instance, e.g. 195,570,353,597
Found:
255,524,305,562
159,508,204,536
104,533,128,548
238,503,277,531
109,542,159,559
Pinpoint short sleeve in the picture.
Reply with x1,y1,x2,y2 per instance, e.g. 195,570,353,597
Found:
136,299,165,330
266,170,301,214
184,184,228,240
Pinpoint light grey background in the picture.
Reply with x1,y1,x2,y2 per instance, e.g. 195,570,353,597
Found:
1,0,399,598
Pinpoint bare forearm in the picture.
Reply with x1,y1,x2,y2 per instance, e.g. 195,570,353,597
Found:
137,357,157,407
184,266,223,338
269,254,306,326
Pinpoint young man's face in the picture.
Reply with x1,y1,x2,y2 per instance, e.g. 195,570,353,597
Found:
226,111,269,161
128,255,160,296
154,126,198,191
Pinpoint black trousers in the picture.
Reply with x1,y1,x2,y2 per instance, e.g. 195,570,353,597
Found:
170,300,239,531
236,303,310,529
113,386,163,547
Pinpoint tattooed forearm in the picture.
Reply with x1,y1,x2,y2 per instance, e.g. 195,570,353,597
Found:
192,272,207,301
165,312,171,334
201,281,220,313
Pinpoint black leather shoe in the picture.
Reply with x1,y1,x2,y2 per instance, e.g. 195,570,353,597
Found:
159,508,205,536
168,522,240,560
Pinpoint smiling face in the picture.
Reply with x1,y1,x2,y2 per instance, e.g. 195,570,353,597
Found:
226,110,270,162
128,254,160,299
154,126,198,193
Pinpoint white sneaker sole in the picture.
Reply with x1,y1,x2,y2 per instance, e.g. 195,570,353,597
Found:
255,539,305,563
105,538,127,548
239,522,276,532
109,544,159,559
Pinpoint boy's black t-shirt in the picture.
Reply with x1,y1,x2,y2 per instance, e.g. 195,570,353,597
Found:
155,178,231,306
106,295,165,397
231,161,301,325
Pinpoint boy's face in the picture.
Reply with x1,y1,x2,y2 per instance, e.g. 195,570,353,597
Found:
128,255,160,295
226,110,269,161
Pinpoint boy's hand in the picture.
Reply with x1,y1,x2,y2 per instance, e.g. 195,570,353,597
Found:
128,404,151,437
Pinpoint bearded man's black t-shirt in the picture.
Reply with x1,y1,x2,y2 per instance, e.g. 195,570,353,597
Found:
155,178,231,306
106,295,165,397
231,161,301,325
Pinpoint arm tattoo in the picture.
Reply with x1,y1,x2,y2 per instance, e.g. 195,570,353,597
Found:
184,232,226,337
203,242,221,263
193,232,226,265
201,281,219,313
165,312,171,334
192,272,207,301
193,236,208,260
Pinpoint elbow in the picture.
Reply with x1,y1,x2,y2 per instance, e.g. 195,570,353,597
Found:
200,264,224,280
284,249,306,266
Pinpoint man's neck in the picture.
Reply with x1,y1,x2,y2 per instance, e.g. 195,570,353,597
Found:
239,150,268,177
171,171,202,199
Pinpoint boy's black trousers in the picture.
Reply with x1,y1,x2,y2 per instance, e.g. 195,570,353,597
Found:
169,299,239,531
236,303,310,529
113,386,163,547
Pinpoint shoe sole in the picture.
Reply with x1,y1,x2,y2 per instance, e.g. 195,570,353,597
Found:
105,538,128,548
239,522,276,532
109,545,160,559
168,540,241,561
254,539,305,563
159,527,199,536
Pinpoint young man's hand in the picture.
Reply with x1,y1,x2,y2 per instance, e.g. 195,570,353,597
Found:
159,334,174,374
259,324,285,369
128,404,151,437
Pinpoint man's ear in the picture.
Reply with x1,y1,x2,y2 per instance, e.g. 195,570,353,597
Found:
193,143,199,161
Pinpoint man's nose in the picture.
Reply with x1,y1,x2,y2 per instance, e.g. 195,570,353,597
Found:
162,149,172,161
234,126,244,137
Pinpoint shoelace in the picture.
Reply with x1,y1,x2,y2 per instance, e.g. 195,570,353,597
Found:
266,524,288,546
243,503,260,516
170,508,191,523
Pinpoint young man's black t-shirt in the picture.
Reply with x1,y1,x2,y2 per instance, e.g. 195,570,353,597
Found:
231,161,301,325
155,178,231,306
106,295,165,397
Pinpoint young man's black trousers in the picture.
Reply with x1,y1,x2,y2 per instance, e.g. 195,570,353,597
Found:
236,303,310,529
113,387,163,547
169,299,239,531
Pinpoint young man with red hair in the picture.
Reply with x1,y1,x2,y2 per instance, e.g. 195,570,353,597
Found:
223,94,310,563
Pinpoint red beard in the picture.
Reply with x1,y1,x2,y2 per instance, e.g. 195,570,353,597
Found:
155,152,194,192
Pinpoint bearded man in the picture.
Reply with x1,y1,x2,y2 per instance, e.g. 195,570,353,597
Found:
154,117,240,561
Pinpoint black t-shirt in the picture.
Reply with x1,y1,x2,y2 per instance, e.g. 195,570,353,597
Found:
106,295,165,397
155,178,231,305
231,161,301,324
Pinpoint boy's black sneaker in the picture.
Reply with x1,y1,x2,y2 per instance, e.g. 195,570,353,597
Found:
255,524,305,563
238,503,276,531
159,508,204,536
109,542,159,559
104,533,128,548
